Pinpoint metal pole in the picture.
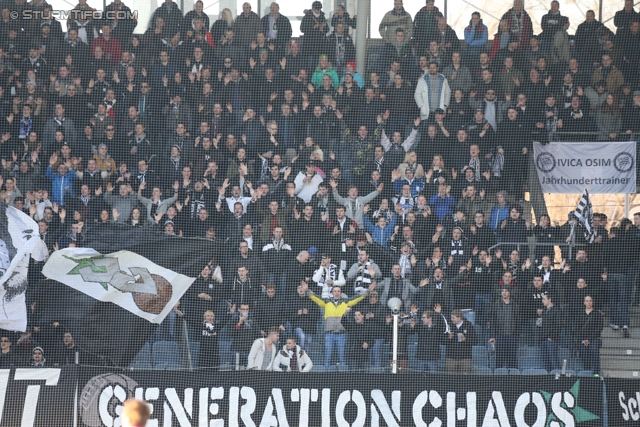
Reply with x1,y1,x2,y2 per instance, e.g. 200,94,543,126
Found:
355,0,369,76
625,194,630,218
598,0,602,23
391,314,398,374
444,0,447,23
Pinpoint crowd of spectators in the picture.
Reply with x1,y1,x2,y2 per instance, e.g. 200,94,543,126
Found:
0,0,638,373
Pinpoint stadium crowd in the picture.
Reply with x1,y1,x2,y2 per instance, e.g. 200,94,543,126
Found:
0,0,638,373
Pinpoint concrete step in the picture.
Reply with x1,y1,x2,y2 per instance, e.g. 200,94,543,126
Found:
601,370,640,379
600,348,640,357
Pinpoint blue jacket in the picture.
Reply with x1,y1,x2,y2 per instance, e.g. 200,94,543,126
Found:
489,204,510,231
46,166,76,205
464,22,488,48
429,194,456,221
363,214,397,248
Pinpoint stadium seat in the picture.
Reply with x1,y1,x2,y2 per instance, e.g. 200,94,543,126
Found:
472,346,489,369
189,341,200,369
577,370,595,377
522,368,549,375
550,369,577,376
152,341,181,370
473,366,492,375
494,367,509,375
508,368,521,375
129,342,152,370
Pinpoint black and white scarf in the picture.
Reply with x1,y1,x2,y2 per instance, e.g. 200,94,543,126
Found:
451,240,464,256
399,254,411,278
320,264,338,284
354,261,374,293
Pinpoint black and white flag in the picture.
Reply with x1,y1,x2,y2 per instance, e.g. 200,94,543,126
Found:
574,188,595,243
0,203,48,331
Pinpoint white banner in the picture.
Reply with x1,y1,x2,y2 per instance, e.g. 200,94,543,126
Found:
42,248,195,324
0,206,48,332
533,141,636,194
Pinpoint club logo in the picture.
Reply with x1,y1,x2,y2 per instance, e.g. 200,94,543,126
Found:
536,152,556,173
614,152,634,173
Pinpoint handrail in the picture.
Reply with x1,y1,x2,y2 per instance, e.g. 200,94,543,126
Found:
487,241,587,261
545,132,640,143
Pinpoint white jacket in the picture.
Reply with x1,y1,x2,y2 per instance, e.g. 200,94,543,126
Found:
312,265,346,299
247,338,277,370
272,345,313,372
414,73,451,120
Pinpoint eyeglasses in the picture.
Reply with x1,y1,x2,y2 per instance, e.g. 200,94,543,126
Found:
0,339,9,343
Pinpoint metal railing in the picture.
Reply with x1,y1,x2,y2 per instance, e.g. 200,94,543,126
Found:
488,241,587,262
546,132,640,143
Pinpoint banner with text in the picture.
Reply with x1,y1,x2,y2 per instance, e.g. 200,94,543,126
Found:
607,378,640,425
0,368,75,427
77,369,603,427
533,141,636,193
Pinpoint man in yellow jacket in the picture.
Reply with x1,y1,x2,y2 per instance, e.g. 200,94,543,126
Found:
303,281,375,370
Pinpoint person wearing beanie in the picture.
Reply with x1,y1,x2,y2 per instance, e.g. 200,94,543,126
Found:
30,347,46,367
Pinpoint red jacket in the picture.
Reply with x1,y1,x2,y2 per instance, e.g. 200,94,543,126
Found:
91,36,122,64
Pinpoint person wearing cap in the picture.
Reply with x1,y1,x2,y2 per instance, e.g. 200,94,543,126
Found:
338,61,364,88
301,1,328,65
415,61,450,121
30,346,46,367
413,0,443,52
261,3,292,50
379,0,413,45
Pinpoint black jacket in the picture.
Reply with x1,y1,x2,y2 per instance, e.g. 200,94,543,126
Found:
445,318,477,360
412,314,446,361
540,304,563,341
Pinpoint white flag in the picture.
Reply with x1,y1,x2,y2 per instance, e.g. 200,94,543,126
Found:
0,206,48,332
42,248,195,324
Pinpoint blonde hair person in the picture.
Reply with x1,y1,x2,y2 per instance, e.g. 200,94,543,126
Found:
122,399,150,427
311,147,324,162
221,8,234,28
